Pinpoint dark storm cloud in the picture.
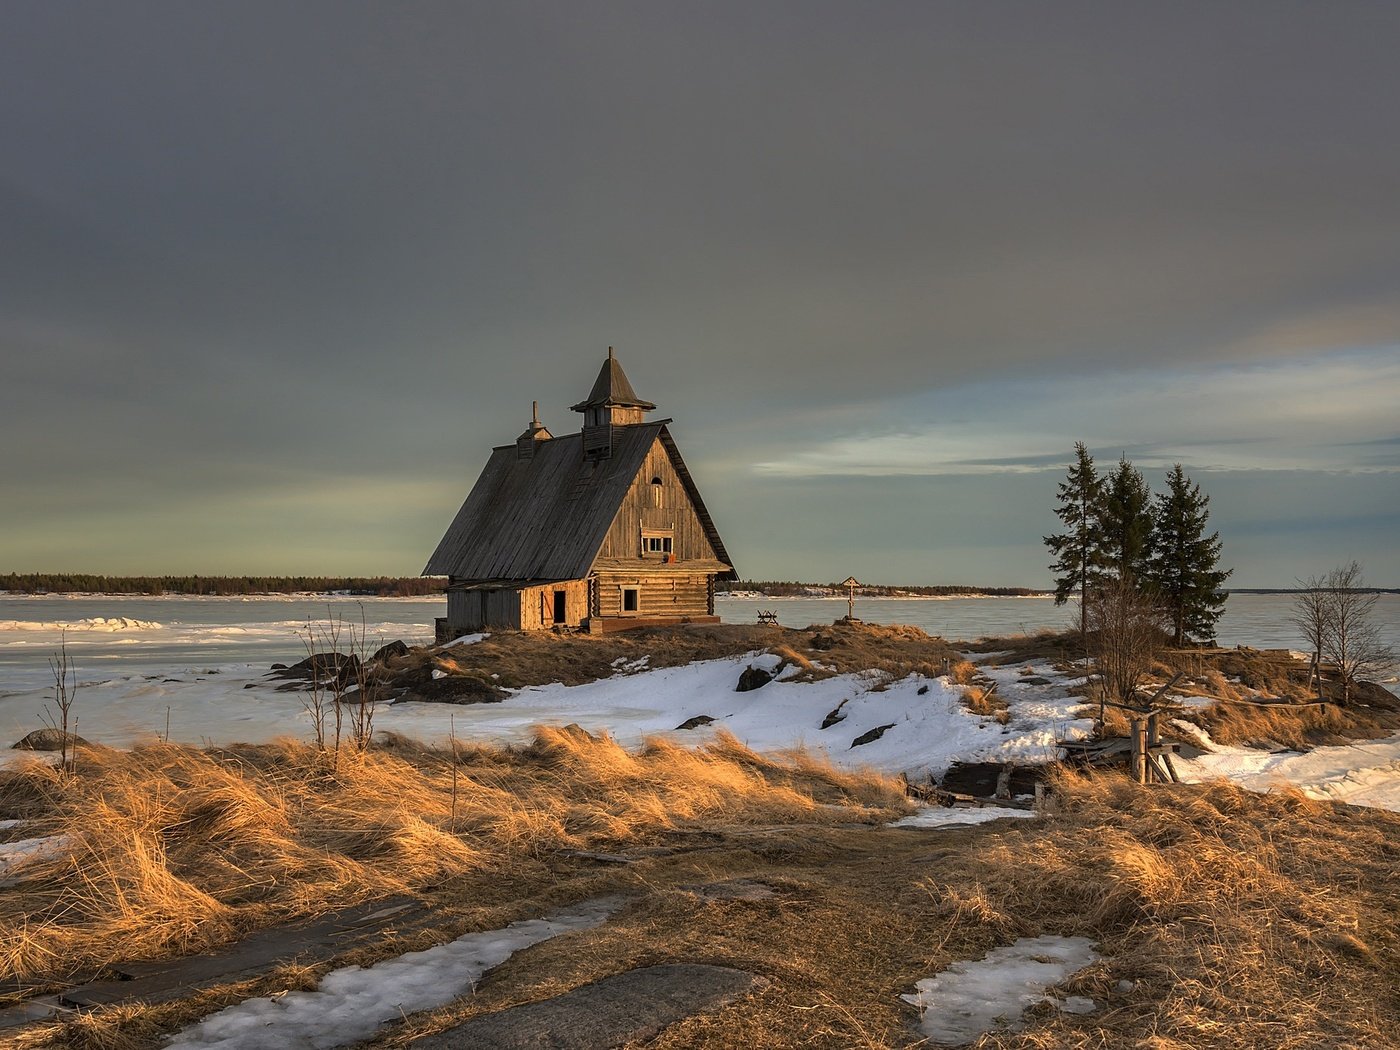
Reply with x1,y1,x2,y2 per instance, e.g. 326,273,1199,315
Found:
2,1,1398,578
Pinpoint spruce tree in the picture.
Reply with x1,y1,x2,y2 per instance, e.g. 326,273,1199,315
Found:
1044,442,1110,641
1146,464,1230,646
1101,456,1155,583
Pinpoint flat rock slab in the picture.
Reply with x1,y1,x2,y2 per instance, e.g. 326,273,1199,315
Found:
411,963,765,1049
59,897,425,1009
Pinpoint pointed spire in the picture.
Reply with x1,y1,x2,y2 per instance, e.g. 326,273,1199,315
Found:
571,348,656,413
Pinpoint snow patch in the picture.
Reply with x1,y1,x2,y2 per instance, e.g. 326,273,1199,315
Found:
444,633,488,648
166,897,618,1049
0,834,71,886
902,935,1100,1044
1178,732,1400,812
889,806,1037,829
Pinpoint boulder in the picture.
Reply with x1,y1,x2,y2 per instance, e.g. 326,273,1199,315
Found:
850,723,896,749
12,728,90,751
736,665,774,692
820,699,850,729
674,715,715,731
372,640,410,663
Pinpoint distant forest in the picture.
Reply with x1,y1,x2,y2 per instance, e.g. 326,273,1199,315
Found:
0,575,449,597
717,580,1046,597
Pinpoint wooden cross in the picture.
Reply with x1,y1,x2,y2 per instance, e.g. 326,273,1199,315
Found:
840,577,859,620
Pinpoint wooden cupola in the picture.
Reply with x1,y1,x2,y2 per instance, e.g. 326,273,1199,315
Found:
515,401,553,460
572,348,655,458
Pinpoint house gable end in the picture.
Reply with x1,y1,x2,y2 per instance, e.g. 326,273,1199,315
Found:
591,429,734,575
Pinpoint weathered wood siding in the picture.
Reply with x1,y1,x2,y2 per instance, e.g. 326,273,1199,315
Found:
446,583,523,631
596,438,719,565
518,579,589,630
592,571,712,619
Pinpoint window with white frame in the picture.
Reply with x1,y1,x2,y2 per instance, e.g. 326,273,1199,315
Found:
621,586,640,613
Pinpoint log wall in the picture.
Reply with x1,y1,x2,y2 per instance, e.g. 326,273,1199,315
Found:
592,571,712,620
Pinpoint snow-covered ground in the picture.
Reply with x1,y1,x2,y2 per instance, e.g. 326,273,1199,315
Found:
0,650,1095,782
1176,726,1400,811
2,634,1397,813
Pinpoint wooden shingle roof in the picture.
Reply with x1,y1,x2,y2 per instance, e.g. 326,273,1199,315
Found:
423,422,734,581
569,353,657,412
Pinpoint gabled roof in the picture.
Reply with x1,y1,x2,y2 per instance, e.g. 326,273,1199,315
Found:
423,422,734,581
570,353,656,412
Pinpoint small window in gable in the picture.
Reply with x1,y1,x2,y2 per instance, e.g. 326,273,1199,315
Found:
650,476,663,507
642,528,673,557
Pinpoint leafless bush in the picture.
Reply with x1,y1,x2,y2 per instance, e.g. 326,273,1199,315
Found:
1086,580,1169,713
1291,574,1331,692
42,633,79,774
299,606,381,763
1318,562,1394,703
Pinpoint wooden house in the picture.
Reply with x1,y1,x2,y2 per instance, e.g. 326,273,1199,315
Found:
425,350,736,638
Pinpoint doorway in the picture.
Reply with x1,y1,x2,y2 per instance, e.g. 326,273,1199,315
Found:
553,589,567,624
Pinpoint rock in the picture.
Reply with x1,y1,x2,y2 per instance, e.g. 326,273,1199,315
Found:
409,964,766,1050
917,685,930,695
394,675,503,705
270,663,288,671
674,715,715,731
557,723,600,743
809,633,836,651
736,665,774,692
820,699,850,729
372,640,410,663
850,723,896,749
1021,675,1052,686
12,728,90,751
267,652,361,682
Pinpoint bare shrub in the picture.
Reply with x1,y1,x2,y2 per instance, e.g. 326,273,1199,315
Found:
42,633,79,775
1318,562,1394,703
1086,580,1169,711
1291,573,1331,691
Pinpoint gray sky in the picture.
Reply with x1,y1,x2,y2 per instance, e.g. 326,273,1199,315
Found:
2,1,1397,587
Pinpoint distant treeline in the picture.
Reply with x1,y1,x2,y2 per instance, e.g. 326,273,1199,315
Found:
717,580,1046,597
0,575,449,597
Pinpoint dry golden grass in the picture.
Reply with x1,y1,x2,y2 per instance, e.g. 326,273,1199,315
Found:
371,773,1400,1050
959,686,1011,725
0,732,907,989
8,758,1399,1050
948,659,978,685
1192,697,1391,751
